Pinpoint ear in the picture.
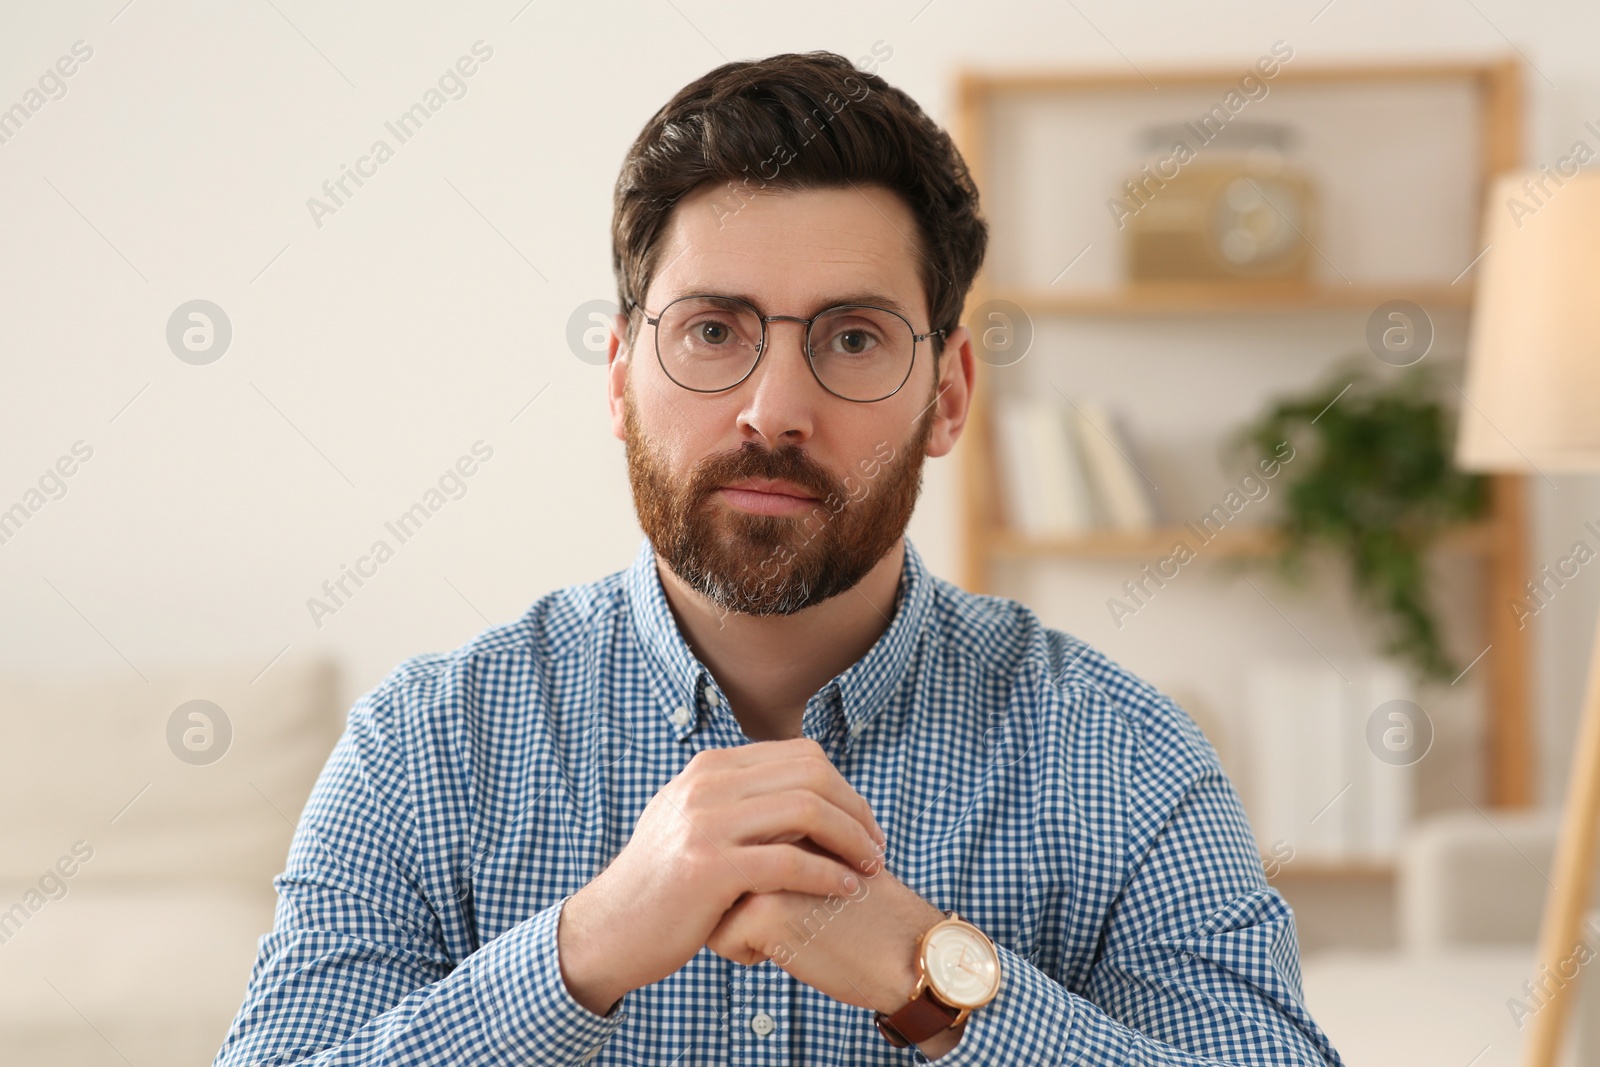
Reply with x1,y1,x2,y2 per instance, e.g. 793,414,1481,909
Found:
922,324,975,459
607,311,631,442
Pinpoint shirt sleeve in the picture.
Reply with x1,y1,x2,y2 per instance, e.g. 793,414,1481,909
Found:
906,768,1346,1066
212,683,630,1067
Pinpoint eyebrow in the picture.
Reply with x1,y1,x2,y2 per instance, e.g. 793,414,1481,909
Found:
673,284,915,319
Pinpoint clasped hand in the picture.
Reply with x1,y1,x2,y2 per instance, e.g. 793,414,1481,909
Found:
557,737,945,1020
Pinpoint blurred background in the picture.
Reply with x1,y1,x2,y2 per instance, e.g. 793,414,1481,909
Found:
3,1,1600,1065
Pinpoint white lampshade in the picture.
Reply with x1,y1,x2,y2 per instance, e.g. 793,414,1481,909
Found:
1456,169,1600,473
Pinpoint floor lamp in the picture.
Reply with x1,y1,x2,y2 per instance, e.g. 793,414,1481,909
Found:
1456,169,1600,1067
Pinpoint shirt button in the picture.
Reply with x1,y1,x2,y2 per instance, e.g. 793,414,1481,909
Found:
670,704,691,727
750,1010,775,1037
704,686,721,708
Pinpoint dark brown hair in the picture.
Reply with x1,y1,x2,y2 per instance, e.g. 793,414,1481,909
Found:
611,50,987,363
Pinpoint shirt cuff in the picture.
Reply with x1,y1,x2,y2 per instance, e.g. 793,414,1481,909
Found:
907,942,1093,1066
470,893,629,1063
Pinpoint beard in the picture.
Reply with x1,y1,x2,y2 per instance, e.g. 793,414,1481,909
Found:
623,379,935,617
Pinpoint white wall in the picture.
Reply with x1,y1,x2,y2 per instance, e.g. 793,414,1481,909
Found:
1,0,1597,806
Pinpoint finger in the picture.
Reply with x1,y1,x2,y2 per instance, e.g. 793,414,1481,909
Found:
731,842,861,898
788,834,887,879
724,753,887,845
730,789,885,874
705,896,770,966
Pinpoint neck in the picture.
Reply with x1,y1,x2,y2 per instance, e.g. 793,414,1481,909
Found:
654,538,906,742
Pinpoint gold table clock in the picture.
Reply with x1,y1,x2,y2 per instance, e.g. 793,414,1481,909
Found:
1119,120,1318,282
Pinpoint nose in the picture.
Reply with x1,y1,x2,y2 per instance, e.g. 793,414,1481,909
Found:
736,318,819,445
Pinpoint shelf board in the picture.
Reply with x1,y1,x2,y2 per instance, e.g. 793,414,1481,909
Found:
1264,858,1396,881
961,58,1508,98
991,524,1278,560
986,281,1474,316
987,521,1495,561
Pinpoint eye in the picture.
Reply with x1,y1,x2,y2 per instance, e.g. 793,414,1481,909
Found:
698,320,733,345
820,323,881,357
836,329,875,355
682,315,747,348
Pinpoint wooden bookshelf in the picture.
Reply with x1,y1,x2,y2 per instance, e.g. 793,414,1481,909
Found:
952,55,1534,846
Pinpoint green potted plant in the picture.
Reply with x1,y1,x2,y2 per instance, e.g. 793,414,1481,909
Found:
1227,353,1489,684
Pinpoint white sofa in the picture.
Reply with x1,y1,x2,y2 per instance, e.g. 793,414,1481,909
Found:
1301,809,1600,1067
0,655,342,1065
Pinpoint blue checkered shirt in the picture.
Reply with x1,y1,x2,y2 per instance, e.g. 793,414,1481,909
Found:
215,535,1345,1066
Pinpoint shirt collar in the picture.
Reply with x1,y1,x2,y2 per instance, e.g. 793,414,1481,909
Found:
624,535,935,742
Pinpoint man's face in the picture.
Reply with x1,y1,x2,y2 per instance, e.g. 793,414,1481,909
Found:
606,183,971,618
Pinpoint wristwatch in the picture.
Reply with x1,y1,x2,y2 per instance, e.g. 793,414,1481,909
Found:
873,910,1001,1048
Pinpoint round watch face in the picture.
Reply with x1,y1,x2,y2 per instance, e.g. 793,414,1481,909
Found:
924,922,1000,1009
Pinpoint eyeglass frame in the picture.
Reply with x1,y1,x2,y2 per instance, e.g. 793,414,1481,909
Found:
626,293,946,404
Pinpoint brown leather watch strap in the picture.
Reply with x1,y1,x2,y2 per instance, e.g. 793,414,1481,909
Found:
874,989,961,1048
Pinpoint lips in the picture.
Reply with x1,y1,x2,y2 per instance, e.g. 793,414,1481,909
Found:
720,478,818,500
713,476,825,517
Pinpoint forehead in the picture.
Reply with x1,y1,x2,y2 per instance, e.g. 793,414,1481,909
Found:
646,183,926,318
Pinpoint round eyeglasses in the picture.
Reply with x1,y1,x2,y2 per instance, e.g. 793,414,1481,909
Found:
629,294,944,403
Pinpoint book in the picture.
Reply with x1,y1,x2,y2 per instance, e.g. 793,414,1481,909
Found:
1068,396,1158,532
993,394,1096,537
1028,395,1097,536
1246,658,1348,861
1343,657,1416,860
994,395,1048,538
1243,656,1417,864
